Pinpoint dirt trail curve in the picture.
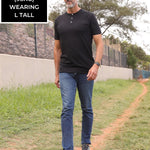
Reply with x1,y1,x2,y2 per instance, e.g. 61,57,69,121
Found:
75,79,149,150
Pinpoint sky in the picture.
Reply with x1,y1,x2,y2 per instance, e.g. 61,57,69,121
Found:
131,0,150,55
47,0,150,55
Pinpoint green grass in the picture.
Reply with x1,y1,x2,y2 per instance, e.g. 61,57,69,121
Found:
0,83,63,149
104,80,150,150
0,79,145,149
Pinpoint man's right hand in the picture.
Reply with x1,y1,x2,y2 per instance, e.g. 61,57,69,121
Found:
55,75,60,88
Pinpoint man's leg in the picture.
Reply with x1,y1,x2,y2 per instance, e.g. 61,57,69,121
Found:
77,74,94,145
59,73,77,150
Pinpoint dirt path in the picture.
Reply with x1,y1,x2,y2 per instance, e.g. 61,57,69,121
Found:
75,79,149,150
1,79,148,150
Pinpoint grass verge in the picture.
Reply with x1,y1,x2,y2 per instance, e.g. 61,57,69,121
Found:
104,80,150,150
0,79,143,149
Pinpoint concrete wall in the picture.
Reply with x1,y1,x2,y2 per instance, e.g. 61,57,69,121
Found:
96,65,133,81
0,54,133,89
0,54,55,89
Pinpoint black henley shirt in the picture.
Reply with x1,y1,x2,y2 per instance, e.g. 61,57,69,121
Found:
54,9,101,73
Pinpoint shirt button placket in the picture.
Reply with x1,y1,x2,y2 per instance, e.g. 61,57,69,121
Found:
70,14,74,24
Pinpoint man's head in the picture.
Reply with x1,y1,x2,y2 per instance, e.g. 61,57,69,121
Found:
64,0,77,9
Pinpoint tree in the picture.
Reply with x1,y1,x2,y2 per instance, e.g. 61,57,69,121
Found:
127,49,137,69
142,61,150,70
79,0,147,39
48,3,66,24
131,45,146,61
121,41,147,61
120,41,150,70
49,0,147,39
49,11,60,23
105,35,121,44
145,55,150,62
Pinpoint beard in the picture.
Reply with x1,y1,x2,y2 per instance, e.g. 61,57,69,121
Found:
66,1,76,8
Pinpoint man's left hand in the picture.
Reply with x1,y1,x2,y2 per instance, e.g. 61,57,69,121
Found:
87,64,99,81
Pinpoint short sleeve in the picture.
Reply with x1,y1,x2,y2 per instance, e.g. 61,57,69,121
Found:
90,13,101,35
54,19,60,40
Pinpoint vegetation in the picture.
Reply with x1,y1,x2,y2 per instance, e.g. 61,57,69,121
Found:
0,24,8,32
104,81,150,150
121,40,150,70
49,0,147,40
48,0,149,70
0,80,145,149
127,49,137,69
0,24,12,33
48,3,65,23
104,35,150,70
26,24,34,38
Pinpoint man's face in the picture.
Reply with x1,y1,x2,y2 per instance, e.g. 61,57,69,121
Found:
64,0,77,9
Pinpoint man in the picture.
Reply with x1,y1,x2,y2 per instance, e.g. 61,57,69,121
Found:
54,0,103,149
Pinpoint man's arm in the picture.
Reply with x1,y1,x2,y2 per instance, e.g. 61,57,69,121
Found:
54,40,62,88
87,34,103,81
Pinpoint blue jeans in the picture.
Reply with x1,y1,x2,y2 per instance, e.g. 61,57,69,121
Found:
59,73,94,150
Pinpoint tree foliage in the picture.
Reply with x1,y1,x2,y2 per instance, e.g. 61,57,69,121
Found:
127,49,137,69
122,42,150,70
106,36,150,70
121,41,147,61
48,3,66,23
49,0,147,39
79,0,147,39
48,0,149,70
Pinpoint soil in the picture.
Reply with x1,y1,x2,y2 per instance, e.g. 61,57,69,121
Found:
1,79,148,150
75,79,149,150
